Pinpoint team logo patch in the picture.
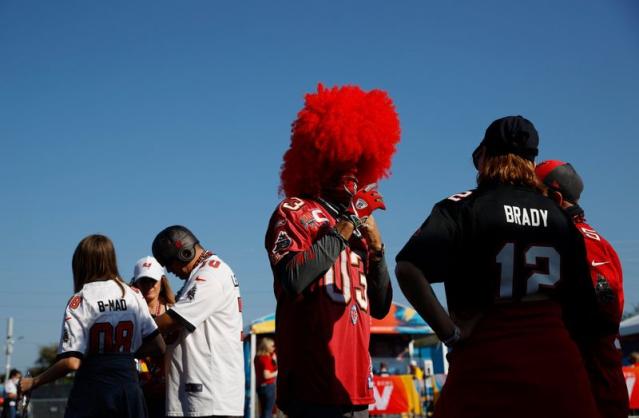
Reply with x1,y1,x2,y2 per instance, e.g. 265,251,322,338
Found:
595,274,614,304
272,231,292,254
68,295,82,310
208,260,221,269
355,198,368,211
299,213,316,228
186,285,197,301
350,305,359,325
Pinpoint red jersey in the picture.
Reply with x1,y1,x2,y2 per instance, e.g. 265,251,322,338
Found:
574,218,628,418
265,197,373,409
574,219,624,323
254,354,277,386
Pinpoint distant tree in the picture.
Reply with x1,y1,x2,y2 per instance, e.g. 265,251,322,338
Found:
622,304,639,321
29,343,59,376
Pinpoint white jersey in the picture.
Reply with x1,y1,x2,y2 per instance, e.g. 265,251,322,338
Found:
165,253,245,417
58,280,158,358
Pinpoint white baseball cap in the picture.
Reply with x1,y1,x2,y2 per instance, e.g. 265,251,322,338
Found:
133,256,166,282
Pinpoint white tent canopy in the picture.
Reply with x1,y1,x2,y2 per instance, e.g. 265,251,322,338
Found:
620,314,639,337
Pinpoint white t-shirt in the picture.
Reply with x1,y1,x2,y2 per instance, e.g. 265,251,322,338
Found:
4,378,18,406
165,254,245,417
58,280,158,358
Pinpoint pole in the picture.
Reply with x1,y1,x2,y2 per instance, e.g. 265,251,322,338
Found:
442,342,449,374
4,317,14,384
249,332,257,418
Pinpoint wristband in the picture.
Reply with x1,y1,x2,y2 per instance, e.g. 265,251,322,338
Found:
441,325,461,348
328,227,349,246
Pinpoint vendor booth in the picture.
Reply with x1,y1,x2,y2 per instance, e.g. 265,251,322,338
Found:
621,314,639,411
243,302,444,418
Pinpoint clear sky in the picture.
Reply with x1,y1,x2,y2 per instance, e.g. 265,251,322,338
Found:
1,0,638,372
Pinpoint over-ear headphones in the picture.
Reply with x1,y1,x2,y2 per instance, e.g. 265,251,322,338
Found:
152,225,200,266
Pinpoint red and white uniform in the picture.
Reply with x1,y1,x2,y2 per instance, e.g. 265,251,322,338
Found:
165,253,245,417
574,218,628,418
59,280,158,359
265,197,374,409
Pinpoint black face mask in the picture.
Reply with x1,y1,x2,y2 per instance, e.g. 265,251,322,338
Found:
321,174,358,207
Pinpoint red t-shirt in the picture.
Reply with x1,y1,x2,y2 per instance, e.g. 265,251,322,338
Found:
255,354,277,386
574,218,628,418
265,197,373,409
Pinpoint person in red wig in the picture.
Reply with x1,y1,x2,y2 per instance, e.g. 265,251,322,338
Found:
536,160,628,418
265,84,400,418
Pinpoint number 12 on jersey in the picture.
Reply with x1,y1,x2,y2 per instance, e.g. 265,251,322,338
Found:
496,243,560,299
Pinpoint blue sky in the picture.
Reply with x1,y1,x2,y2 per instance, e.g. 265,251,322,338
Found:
1,0,638,372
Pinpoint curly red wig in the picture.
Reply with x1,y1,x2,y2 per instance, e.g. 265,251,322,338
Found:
280,84,400,197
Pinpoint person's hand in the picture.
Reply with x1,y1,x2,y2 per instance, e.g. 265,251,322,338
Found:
19,377,35,393
351,184,386,219
361,215,383,253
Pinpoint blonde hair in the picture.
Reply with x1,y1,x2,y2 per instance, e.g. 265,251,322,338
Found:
477,153,544,192
72,234,125,296
159,276,176,306
257,337,275,356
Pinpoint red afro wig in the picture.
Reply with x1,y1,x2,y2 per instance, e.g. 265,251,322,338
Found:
280,84,401,197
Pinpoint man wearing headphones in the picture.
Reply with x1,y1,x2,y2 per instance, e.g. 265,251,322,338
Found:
152,225,244,418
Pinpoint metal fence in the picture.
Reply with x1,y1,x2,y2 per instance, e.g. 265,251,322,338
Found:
27,383,71,418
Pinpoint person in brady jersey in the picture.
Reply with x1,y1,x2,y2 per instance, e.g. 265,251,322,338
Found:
395,116,601,418
536,159,628,418
265,84,399,418
19,234,165,418
152,225,244,418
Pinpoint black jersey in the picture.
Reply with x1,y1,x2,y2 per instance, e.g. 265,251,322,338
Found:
396,183,602,418
396,183,596,323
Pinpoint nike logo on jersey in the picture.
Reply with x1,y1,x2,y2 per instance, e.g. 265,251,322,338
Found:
503,205,548,227
592,260,610,267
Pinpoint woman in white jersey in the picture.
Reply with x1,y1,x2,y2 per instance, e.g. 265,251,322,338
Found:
20,234,165,418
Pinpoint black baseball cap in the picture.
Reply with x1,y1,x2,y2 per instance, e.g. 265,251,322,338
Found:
473,115,539,168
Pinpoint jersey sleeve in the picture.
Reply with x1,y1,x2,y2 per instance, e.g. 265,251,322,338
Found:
266,198,314,266
395,202,460,283
131,287,159,340
608,241,624,317
57,294,91,359
168,261,236,332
